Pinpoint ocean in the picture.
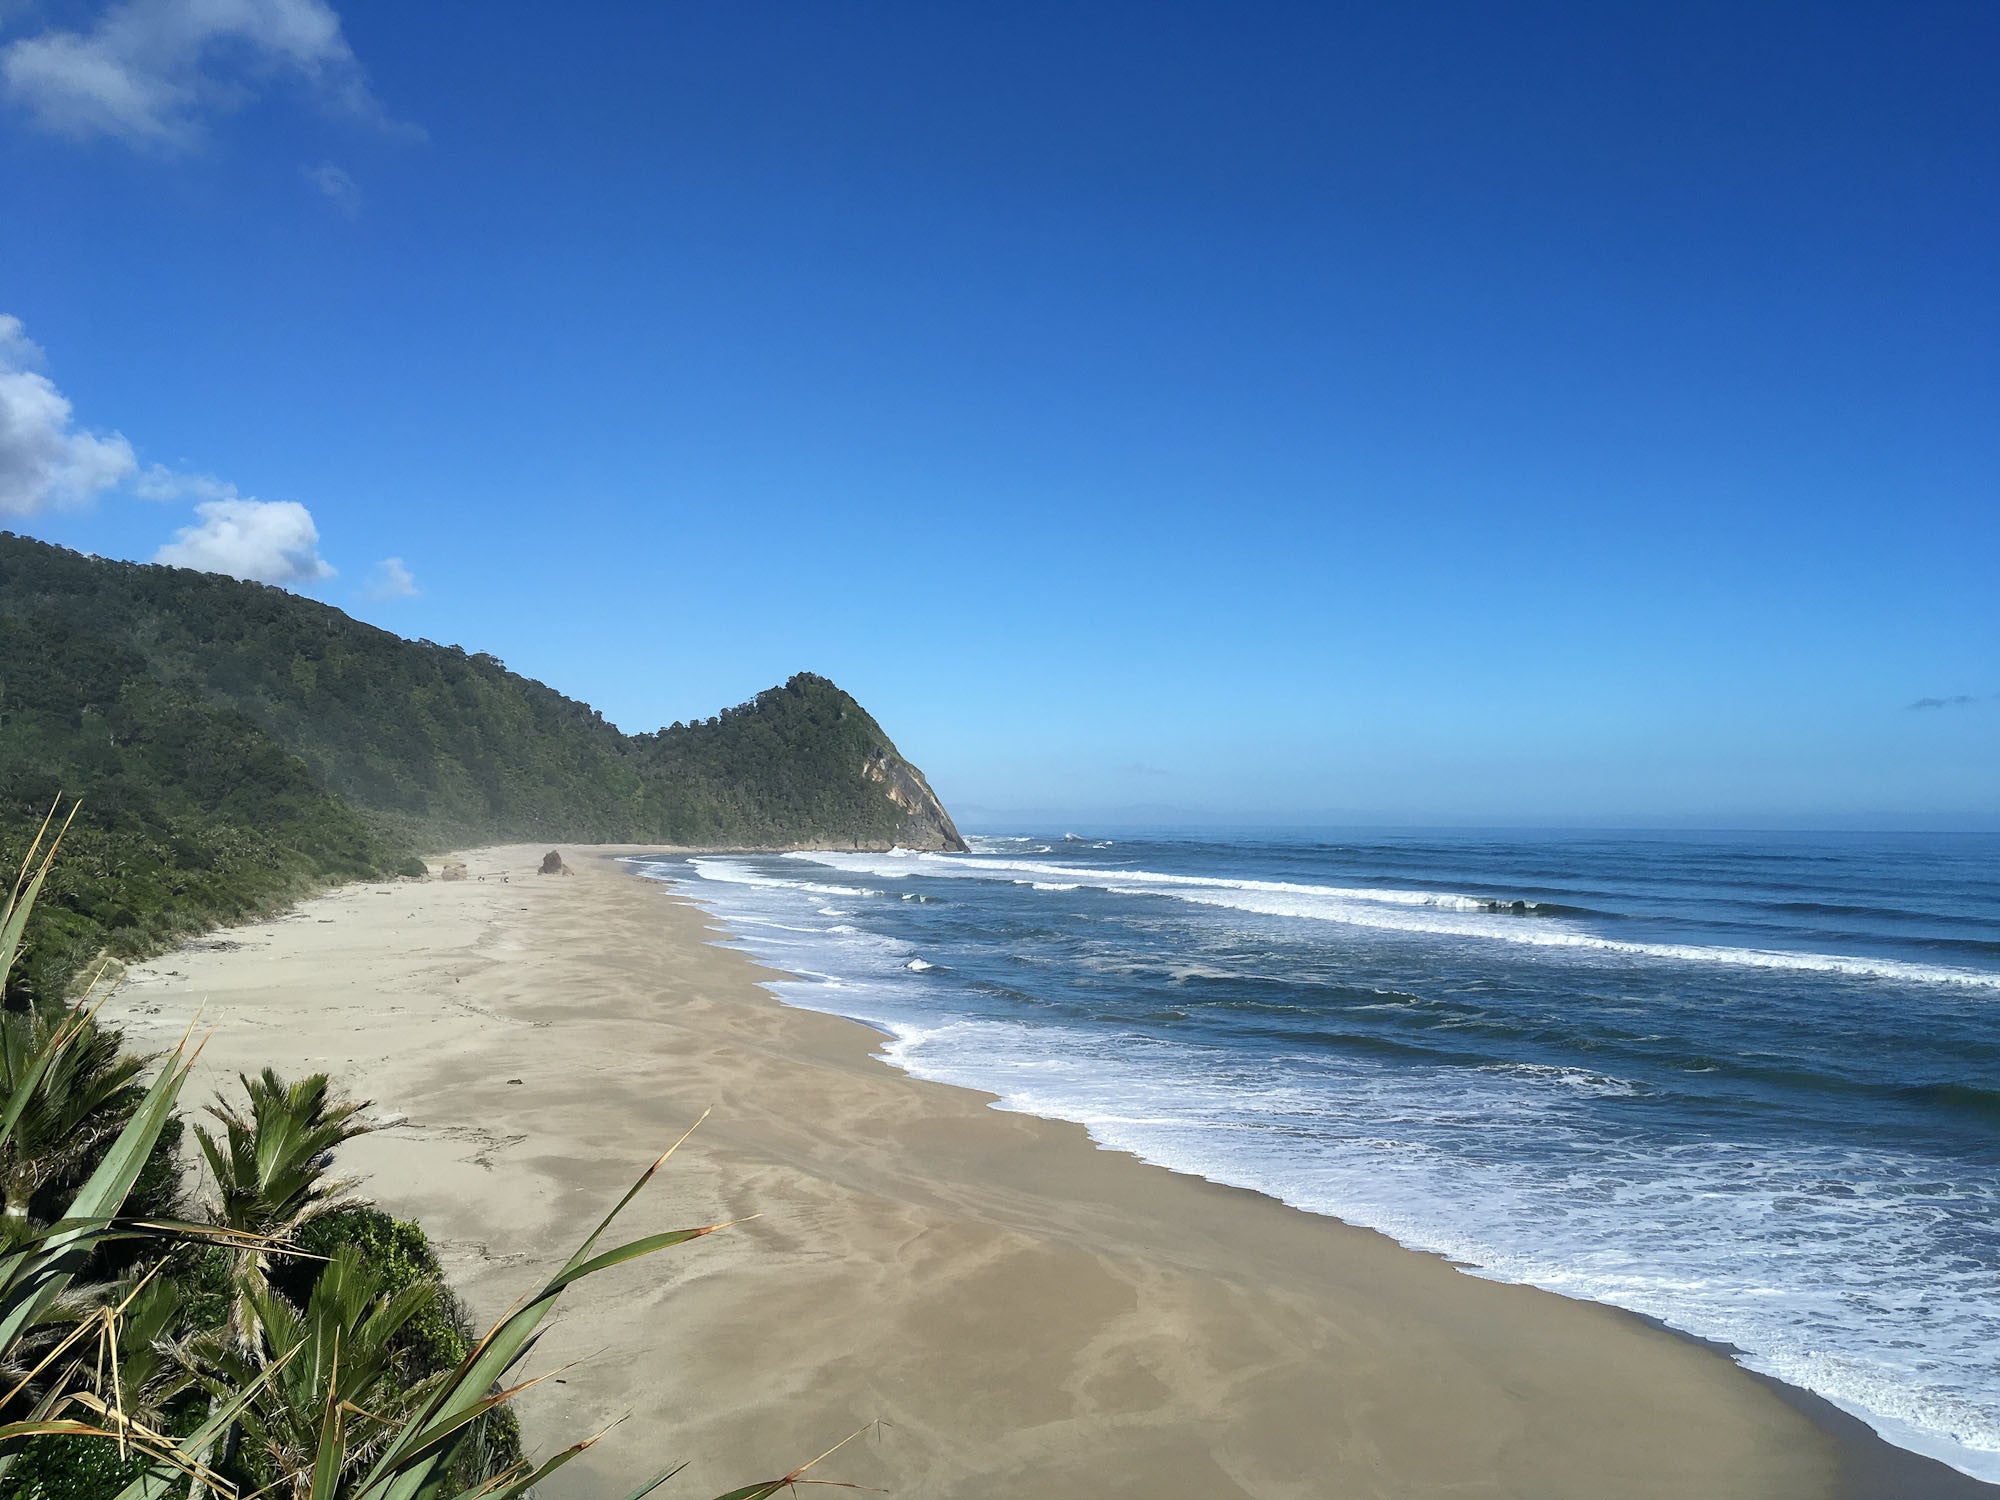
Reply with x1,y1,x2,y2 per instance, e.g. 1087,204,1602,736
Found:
637,829,2000,1482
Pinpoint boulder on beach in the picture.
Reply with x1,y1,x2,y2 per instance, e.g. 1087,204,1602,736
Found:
539,850,570,876
439,862,468,882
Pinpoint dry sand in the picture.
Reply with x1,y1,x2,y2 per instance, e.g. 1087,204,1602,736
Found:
102,845,1984,1499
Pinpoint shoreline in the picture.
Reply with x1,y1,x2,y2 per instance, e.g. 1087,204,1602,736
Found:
105,844,1993,1498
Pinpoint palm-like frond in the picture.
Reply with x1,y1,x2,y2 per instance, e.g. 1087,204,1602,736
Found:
98,1268,200,1431
197,1068,375,1360
0,1007,150,1220
0,1035,201,1481
198,1070,373,1244
180,1244,443,1499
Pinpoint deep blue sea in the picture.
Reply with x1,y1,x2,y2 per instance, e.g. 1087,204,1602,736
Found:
638,829,2000,1481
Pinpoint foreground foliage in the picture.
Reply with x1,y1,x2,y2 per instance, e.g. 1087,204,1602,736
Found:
0,812,842,1499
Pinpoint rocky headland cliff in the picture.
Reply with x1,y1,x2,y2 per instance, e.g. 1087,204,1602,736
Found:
864,747,966,851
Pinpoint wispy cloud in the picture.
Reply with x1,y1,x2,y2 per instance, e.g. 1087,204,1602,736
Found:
366,555,417,599
1,0,399,150
1907,694,1994,711
0,312,137,515
130,464,241,502
304,160,360,213
156,498,335,585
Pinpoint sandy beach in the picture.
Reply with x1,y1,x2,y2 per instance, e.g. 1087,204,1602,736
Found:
100,845,1988,1500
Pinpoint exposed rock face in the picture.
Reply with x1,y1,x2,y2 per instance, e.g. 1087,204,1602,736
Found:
862,749,967,852
538,850,569,875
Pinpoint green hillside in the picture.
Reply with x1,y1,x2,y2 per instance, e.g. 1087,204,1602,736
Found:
0,532,962,1001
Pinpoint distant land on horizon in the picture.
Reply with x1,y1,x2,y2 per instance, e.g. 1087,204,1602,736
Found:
953,808,2000,837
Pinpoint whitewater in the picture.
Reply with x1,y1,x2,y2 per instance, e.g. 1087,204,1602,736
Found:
641,828,2000,1483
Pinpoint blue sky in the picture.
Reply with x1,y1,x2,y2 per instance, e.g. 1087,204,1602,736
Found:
2,1,1994,827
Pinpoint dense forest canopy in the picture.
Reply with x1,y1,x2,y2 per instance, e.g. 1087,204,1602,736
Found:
0,532,962,999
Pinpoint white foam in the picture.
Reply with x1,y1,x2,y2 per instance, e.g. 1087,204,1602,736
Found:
965,835,1053,854
690,858,884,900
783,852,2000,990
1474,1062,1643,1097
865,1022,2000,1484
925,855,1528,911
652,854,2000,1482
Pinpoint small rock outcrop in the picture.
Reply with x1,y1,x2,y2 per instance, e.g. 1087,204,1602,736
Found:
538,850,570,875
439,862,468,882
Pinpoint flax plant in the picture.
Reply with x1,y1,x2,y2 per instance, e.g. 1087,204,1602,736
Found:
0,804,218,1483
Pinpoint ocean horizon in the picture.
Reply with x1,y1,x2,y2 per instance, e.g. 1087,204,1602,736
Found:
647,827,2000,1484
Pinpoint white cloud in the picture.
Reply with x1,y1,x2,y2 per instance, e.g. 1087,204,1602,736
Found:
155,497,335,585
0,313,41,370
3,312,341,585
303,159,359,212
1,0,392,149
366,555,417,599
130,463,241,502
0,312,138,516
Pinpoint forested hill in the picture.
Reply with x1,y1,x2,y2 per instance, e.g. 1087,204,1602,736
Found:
0,532,963,999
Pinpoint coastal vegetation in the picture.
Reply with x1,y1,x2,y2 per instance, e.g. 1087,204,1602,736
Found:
0,814,823,1499
0,531,962,1001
